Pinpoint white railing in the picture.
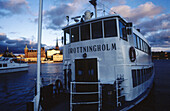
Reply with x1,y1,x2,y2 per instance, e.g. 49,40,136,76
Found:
70,82,102,111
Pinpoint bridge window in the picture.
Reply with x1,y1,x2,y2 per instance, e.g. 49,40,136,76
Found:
119,21,127,41
71,26,79,42
92,21,103,39
64,29,70,45
104,19,117,38
81,24,90,41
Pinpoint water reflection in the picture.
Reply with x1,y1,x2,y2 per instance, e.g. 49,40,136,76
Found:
0,63,63,111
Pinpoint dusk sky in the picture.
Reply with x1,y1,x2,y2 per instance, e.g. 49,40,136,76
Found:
0,0,170,54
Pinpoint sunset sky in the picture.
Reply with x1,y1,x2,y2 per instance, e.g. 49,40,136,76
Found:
0,0,170,53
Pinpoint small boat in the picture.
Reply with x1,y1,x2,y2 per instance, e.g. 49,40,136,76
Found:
0,57,29,74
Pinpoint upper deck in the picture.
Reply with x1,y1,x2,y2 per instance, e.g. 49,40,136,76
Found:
62,14,151,56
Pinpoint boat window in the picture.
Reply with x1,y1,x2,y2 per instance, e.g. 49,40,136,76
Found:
81,24,90,41
137,36,141,50
132,70,137,87
142,40,145,52
64,29,70,45
137,69,141,85
140,39,143,51
143,42,146,52
3,64,7,67
0,64,2,67
104,19,117,38
148,47,151,55
119,20,127,41
71,26,79,42
132,67,153,87
146,43,148,53
92,21,103,39
141,69,144,83
133,33,137,48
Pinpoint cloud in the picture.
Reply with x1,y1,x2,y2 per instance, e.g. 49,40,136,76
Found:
147,30,170,48
101,0,126,4
135,14,170,52
0,0,29,17
110,2,163,23
109,2,169,51
44,0,88,30
0,33,8,41
0,33,47,54
137,14,170,35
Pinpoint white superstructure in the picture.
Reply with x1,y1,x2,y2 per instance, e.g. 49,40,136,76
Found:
62,13,154,111
0,57,29,74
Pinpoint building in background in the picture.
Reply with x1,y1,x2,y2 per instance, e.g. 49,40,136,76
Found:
152,51,170,60
3,47,15,57
0,54,3,57
24,44,46,62
46,39,63,62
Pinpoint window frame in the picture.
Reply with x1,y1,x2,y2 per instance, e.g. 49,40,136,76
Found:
91,20,103,39
103,18,118,38
71,26,79,43
64,28,71,45
119,19,128,41
132,70,137,87
80,23,90,41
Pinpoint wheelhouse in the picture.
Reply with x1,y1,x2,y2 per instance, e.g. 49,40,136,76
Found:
63,15,128,44
63,15,151,55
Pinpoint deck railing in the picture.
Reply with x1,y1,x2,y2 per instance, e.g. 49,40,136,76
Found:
70,82,102,111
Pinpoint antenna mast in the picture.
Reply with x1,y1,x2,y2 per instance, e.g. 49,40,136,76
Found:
89,0,97,18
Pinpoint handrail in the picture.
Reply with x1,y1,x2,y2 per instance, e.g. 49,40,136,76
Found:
70,81,101,111
71,81,100,84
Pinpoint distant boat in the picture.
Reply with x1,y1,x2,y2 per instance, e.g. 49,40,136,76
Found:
0,57,29,74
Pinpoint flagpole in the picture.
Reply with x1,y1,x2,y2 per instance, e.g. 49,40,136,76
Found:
35,0,43,110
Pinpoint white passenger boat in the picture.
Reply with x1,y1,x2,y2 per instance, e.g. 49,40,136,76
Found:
0,57,29,74
62,0,155,111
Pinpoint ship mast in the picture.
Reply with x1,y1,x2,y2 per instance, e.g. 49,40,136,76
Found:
89,0,97,18
35,0,43,110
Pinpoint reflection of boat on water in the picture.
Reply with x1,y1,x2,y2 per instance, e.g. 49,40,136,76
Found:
0,57,29,74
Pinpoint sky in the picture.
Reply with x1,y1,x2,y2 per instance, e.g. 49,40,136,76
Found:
0,0,170,54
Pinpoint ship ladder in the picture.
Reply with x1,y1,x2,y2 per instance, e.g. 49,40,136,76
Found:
116,74,127,107
70,82,102,111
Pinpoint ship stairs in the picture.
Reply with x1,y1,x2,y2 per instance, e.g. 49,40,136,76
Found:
70,82,102,111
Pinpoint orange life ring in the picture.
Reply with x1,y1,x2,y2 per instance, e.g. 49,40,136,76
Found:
129,47,136,62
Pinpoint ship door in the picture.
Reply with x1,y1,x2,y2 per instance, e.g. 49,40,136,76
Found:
75,58,98,82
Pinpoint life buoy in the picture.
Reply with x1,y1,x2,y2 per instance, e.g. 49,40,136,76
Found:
55,79,63,95
129,47,136,62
